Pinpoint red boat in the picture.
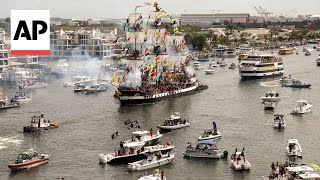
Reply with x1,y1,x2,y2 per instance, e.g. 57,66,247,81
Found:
8,149,49,171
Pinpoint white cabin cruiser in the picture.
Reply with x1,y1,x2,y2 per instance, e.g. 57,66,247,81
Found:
261,90,280,102
230,148,251,171
138,169,166,180
183,140,228,159
198,122,221,141
286,139,302,158
264,101,275,110
123,130,163,147
157,112,190,130
292,100,312,114
273,114,285,129
128,148,174,171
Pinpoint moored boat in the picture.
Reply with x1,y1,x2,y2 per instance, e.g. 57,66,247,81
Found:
8,149,49,171
286,139,302,158
23,113,58,132
198,121,221,141
157,112,190,130
183,140,227,159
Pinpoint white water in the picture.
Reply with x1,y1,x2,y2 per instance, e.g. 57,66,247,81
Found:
0,136,23,150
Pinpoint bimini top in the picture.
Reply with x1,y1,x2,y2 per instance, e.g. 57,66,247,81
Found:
287,166,314,173
197,140,216,145
274,114,284,117
287,139,299,144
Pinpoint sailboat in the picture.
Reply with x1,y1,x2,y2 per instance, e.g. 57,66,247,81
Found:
115,2,207,105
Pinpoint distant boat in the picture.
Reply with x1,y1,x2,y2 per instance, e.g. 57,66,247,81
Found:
291,100,312,114
230,148,251,171
197,59,209,62
273,114,285,129
286,139,302,158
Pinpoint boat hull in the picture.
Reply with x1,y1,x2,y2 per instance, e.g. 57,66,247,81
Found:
0,104,19,110
128,155,174,171
231,160,251,171
157,123,190,130
240,72,284,80
283,85,311,88
98,153,145,164
183,151,223,159
23,125,58,133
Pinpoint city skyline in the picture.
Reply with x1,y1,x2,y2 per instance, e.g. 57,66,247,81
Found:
1,0,320,19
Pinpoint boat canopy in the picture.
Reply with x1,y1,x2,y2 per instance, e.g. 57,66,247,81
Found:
132,130,149,135
287,166,314,173
287,139,299,144
274,114,284,117
197,140,216,145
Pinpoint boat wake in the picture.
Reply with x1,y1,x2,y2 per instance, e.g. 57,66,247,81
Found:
260,80,280,87
0,136,23,149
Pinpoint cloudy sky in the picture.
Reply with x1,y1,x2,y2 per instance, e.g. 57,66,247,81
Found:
1,0,319,19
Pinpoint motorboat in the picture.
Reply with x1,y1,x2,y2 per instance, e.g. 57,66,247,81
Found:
198,121,221,141
138,169,166,180
23,113,58,133
279,74,292,85
123,130,163,147
84,83,108,94
194,62,204,71
157,112,190,130
197,59,209,62
205,68,216,75
264,101,275,110
208,62,218,68
291,100,312,114
316,56,320,66
8,149,49,171
0,92,19,109
305,50,311,56
24,81,47,89
286,139,302,158
12,85,32,104
183,140,227,159
128,148,174,171
73,80,96,93
63,75,89,88
219,60,227,67
230,148,251,171
261,90,280,102
273,114,285,129
228,63,236,69
302,47,307,52
282,79,311,88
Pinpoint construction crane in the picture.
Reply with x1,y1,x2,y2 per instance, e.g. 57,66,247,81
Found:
279,9,297,18
254,6,273,19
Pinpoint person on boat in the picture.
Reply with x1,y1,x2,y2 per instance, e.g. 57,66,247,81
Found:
187,142,191,148
114,150,118,157
285,159,289,167
150,128,154,137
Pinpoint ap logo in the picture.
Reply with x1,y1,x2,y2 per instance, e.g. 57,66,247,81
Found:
11,10,50,55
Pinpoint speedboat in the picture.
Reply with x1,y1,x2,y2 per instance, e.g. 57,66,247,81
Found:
291,100,312,114
128,148,174,171
138,169,166,180
63,75,89,88
123,129,163,147
198,121,221,141
157,112,190,130
23,113,58,133
286,139,302,158
316,56,320,66
228,63,236,69
8,149,49,171
230,148,251,171
282,79,311,88
273,114,285,129
219,61,227,67
183,140,228,159
24,81,47,89
261,90,280,102
205,68,216,75
264,101,275,110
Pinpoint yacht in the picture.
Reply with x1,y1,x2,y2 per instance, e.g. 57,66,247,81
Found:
291,100,312,114
84,83,108,94
8,149,49,171
273,114,285,129
282,79,311,88
261,90,280,102
214,46,236,58
23,113,58,133
123,130,163,147
183,140,227,159
278,48,294,55
198,122,221,141
286,139,302,158
230,148,251,171
264,101,275,110
238,54,284,80
128,148,174,171
316,56,320,66
157,112,190,130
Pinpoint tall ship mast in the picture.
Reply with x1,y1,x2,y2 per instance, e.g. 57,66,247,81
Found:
115,2,207,105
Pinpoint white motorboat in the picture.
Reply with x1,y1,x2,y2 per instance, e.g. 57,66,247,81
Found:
261,90,280,102
157,112,190,130
138,169,166,180
296,50,299,55
286,139,302,158
205,69,216,75
84,83,107,94
128,150,174,171
273,114,285,129
316,56,320,66
282,79,312,88
264,101,275,110
288,165,320,180
24,81,47,89
219,61,227,67
73,79,96,92
292,100,312,114
183,140,227,159
230,148,251,171
198,122,221,141
123,130,163,147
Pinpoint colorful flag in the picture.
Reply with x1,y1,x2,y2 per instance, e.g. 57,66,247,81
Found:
112,72,117,83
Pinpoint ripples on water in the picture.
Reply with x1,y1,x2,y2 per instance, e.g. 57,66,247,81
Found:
1,47,320,179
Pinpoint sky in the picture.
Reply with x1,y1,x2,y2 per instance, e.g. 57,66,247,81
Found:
1,0,319,19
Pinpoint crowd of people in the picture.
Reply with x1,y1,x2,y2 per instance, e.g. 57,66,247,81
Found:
269,160,291,179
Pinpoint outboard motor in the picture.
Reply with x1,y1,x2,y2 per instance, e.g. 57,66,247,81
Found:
223,150,228,159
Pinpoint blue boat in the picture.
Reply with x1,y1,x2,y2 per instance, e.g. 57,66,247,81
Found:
197,59,209,62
